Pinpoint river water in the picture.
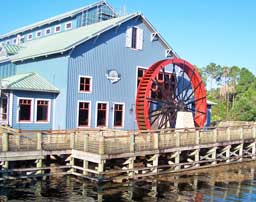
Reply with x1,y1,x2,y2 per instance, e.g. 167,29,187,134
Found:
1,162,256,202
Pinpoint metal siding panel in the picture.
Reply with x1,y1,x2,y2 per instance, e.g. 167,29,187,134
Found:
0,62,16,78
67,18,167,130
16,56,69,129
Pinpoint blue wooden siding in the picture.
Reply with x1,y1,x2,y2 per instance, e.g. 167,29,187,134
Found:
66,18,167,130
0,61,16,78
11,91,55,130
16,56,69,129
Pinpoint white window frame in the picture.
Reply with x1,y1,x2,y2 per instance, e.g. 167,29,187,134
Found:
112,102,125,128
77,100,91,128
135,66,147,97
36,31,42,38
16,97,34,123
54,25,61,33
78,75,92,94
65,21,73,30
35,98,51,124
45,28,52,36
27,33,33,41
126,26,143,50
95,101,109,128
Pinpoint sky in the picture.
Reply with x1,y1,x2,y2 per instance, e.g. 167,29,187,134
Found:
0,0,255,76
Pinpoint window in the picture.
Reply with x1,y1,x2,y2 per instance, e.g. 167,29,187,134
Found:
96,103,108,127
78,102,90,127
137,67,146,87
65,22,72,30
131,27,137,49
79,76,92,92
45,28,51,35
13,38,17,44
36,31,42,38
55,25,61,33
1,97,7,121
27,34,33,40
126,27,143,50
113,104,124,127
19,99,32,122
36,100,49,122
6,40,10,45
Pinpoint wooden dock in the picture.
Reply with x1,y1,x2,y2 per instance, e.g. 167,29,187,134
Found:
0,124,256,182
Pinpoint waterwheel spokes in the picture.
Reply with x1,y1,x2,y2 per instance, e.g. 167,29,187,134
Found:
135,58,207,130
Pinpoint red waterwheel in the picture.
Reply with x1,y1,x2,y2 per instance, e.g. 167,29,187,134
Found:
136,58,207,130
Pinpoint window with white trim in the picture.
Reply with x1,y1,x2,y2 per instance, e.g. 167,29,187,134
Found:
27,34,33,40
36,31,42,38
36,100,49,122
79,76,92,92
65,22,72,30
96,103,107,127
19,99,32,122
137,67,146,87
55,25,61,33
45,28,51,35
78,101,90,127
13,38,17,44
126,27,143,50
113,104,124,127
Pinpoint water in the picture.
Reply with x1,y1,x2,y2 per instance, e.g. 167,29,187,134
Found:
1,162,256,202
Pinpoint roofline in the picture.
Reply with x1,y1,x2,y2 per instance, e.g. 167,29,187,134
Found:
140,15,172,50
11,13,173,62
0,1,117,40
2,88,60,94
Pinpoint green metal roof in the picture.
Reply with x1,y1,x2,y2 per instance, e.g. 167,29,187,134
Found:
10,14,138,62
10,13,172,62
2,44,21,55
1,73,59,93
0,1,117,40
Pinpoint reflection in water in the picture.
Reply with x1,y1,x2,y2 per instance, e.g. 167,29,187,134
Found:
1,162,256,201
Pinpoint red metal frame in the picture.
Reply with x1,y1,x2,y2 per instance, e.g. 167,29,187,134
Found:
136,58,207,130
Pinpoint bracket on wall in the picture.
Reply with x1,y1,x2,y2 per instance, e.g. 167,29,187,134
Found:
150,32,158,41
165,49,174,58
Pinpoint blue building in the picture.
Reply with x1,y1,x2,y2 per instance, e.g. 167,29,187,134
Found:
0,1,210,130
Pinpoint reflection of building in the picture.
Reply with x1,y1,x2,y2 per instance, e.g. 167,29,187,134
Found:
0,1,211,130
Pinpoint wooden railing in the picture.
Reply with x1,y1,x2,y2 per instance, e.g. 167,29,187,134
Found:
0,124,256,155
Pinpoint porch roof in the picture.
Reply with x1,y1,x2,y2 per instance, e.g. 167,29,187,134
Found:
1,73,59,93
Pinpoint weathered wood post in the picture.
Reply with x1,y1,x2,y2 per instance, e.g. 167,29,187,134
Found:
130,133,135,152
2,132,9,173
212,128,218,165
98,131,105,174
153,132,159,150
128,132,135,177
195,130,200,167
226,128,231,162
175,131,180,170
69,132,75,173
36,132,43,174
83,133,89,175
252,126,256,160
239,127,244,162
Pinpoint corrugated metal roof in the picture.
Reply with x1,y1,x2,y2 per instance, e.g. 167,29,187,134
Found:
0,0,117,40
10,14,136,61
2,44,21,55
1,72,59,93
10,13,172,62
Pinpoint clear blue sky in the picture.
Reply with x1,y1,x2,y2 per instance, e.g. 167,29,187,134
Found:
0,0,255,75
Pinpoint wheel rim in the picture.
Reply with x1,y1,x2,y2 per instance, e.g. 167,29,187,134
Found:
136,58,207,130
